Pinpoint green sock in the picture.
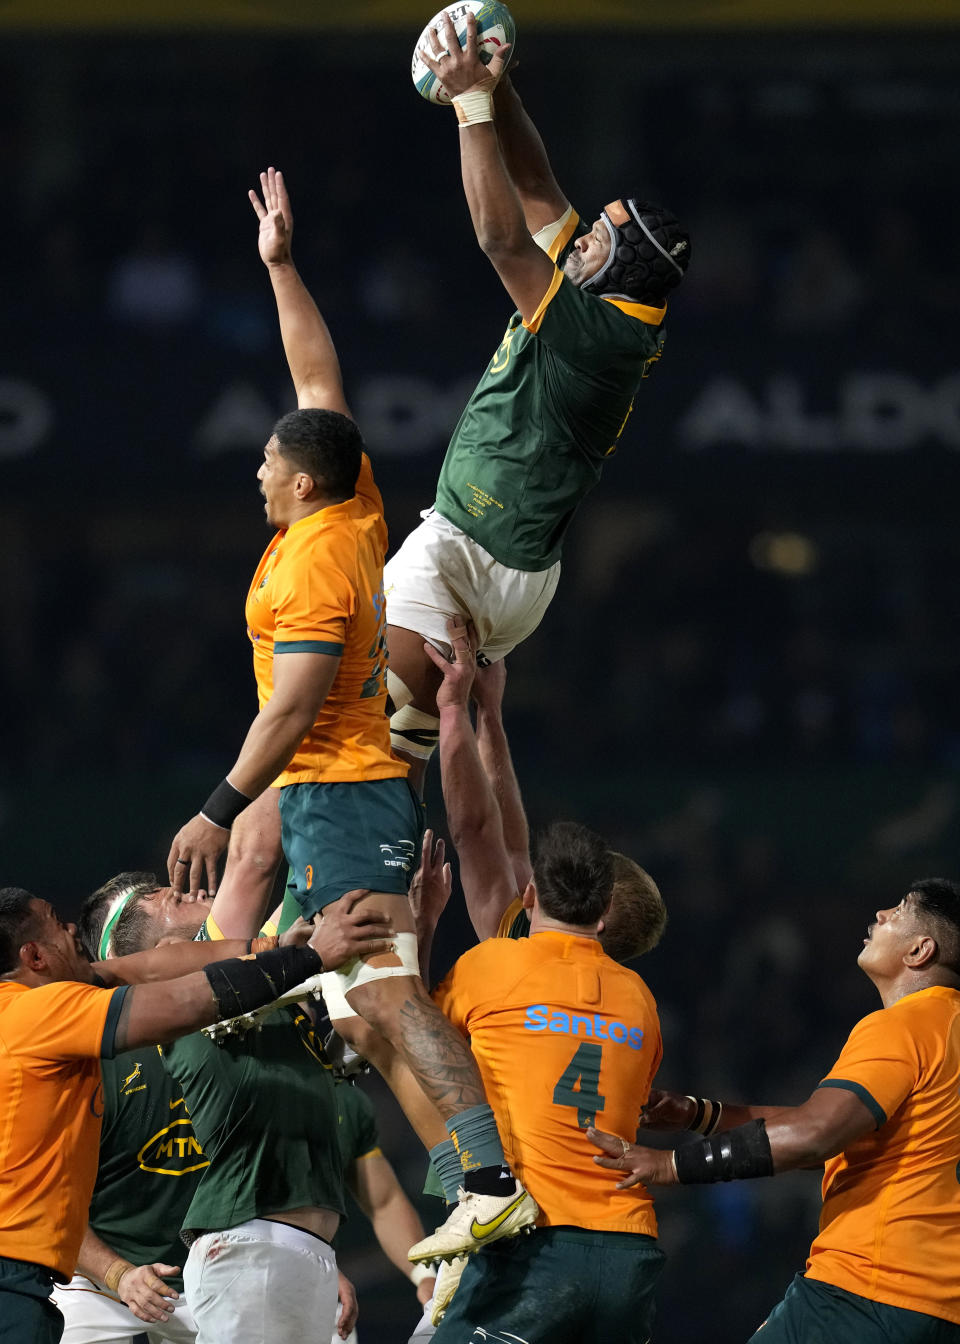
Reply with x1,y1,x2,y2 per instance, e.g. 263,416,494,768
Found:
428,1139,464,1205
445,1103,506,1171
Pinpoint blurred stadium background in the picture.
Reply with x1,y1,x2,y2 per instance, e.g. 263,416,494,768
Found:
2,1,959,1338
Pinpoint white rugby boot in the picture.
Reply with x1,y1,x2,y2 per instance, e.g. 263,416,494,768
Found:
407,1183,538,1265
430,1254,468,1326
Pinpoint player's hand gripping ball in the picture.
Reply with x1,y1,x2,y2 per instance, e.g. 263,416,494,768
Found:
412,1,516,105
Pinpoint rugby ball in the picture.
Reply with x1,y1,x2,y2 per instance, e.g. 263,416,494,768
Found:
412,1,516,106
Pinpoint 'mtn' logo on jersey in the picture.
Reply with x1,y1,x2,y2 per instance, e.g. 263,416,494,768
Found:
138,1119,208,1176
380,840,415,871
524,1004,644,1050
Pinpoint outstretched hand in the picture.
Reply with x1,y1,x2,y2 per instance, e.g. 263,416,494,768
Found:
586,1127,678,1190
249,166,294,267
419,10,511,102
409,828,453,930
424,617,478,710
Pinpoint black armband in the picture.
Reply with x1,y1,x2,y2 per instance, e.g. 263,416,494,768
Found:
674,1119,774,1184
200,778,253,831
204,945,323,1020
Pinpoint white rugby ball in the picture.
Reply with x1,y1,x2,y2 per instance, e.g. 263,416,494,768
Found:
412,1,516,106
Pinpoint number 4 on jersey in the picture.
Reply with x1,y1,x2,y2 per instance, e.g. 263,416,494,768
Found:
552,1042,606,1128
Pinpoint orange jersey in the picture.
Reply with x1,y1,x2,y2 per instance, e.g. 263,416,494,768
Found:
434,932,662,1236
0,979,127,1279
245,454,406,785
807,985,960,1324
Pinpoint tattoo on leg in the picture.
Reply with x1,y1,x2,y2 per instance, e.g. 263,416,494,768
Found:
395,990,485,1117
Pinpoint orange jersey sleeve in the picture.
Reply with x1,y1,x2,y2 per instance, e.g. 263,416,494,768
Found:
435,933,661,1237
807,986,960,1324
0,980,127,1279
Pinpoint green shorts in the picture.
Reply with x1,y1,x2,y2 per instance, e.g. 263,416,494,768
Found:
0,1257,63,1344
432,1226,664,1344
750,1274,960,1344
279,777,425,921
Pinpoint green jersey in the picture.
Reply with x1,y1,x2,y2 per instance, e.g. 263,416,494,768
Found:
162,1003,344,1237
90,1048,207,1292
336,1079,381,1171
435,210,667,572
160,921,343,1235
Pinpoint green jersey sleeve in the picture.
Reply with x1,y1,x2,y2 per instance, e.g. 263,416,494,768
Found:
336,1080,381,1169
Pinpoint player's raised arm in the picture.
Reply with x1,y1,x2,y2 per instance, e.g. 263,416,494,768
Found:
493,72,570,236
425,619,519,939
250,167,352,417
472,658,533,897
419,13,555,322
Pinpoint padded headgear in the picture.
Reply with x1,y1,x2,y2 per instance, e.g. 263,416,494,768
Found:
581,197,690,305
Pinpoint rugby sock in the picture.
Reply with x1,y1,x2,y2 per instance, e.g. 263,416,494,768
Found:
461,1164,517,1197
446,1105,517,1196
429,1139,465,1205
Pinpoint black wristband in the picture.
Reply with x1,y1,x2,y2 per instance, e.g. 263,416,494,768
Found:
204,945,323,1020
200,778,252,831
674,1119,774,1184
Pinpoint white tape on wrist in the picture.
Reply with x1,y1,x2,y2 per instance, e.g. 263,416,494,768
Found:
410,1262,435,1287
453,90,494,126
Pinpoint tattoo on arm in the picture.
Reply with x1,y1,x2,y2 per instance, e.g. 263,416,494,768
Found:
396,989,486,1117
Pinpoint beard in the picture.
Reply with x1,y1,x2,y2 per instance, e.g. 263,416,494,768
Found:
564,252,585,285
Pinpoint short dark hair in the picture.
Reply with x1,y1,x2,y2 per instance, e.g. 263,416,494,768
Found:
0,887,43,975
79,871,161,960
907,878,960,974
111,899,166,958
273,408,363,501
533,822,614,927
599,855,667,964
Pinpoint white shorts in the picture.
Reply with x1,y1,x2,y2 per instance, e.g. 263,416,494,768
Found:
408,1299,436,1343
184,1218,339,1344
51,1273,197,1343
384,509,561,663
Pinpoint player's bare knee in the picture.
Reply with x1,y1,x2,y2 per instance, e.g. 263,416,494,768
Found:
330,1014,379,1056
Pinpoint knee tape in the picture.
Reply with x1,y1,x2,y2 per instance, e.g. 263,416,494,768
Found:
339,931,420,1000
319,969,358,1021
390,703,440,761
386,668,414,715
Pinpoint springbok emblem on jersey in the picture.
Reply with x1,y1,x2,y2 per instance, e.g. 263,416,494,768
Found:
121,1062,142,1094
